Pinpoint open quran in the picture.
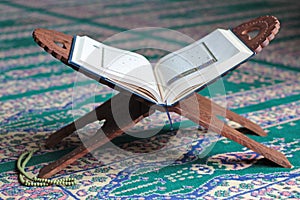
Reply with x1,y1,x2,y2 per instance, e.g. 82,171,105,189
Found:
69,29,253,105
32,16,292,179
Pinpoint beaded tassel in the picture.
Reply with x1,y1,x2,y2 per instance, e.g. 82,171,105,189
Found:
17,151,76,187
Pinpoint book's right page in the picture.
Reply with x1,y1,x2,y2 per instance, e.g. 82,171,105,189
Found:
154,29,254,105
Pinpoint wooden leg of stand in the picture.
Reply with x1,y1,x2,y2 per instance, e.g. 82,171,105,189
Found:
216,121,292,168
39,93,152,178
39,131,113,178
195,95,267,136
46,122,77,147
171,93,292,168
46,96,118,147
46,109,99,147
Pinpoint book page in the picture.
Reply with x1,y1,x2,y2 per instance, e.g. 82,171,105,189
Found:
154,41,217,102
154,29,253,105
70,36,161,103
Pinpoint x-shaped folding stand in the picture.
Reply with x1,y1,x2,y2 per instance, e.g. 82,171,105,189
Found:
33,16,291,178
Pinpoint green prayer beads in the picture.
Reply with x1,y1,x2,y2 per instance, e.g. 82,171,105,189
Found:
17,151,77,187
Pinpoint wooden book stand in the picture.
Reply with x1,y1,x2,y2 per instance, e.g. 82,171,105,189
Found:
33,16,291,178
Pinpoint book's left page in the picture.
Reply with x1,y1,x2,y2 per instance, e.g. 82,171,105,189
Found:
69,36,162,104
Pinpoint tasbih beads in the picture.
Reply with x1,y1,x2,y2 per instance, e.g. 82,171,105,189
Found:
17,151,77,187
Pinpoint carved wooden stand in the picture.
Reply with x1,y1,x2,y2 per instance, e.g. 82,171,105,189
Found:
32,16,291,178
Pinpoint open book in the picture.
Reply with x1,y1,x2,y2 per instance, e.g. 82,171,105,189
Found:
69,29,253,106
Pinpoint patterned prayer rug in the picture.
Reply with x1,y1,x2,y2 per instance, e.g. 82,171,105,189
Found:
0,0,299,199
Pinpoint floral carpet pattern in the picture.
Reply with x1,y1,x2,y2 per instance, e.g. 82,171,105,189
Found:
0,0,299,199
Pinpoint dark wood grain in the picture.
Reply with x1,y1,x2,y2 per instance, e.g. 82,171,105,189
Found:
232,16,280,53
170,94,292,168
33,28,72,64
39,93,152,178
